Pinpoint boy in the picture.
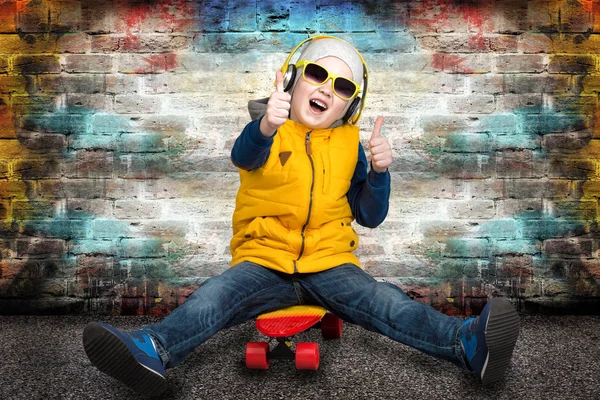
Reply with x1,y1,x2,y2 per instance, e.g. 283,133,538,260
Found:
83,36,520,396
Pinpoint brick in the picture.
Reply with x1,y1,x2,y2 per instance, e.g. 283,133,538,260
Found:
12,55,61,74
0,34,58,54
114,200,161,219
199,1,255,32
18,0,50,32
49,0,83,33
10,95,57,114
69,239,117,255
0,57,7,73
64,94,112,114
548,159,596,180
503,75,570,94
80,1,116,33
117,54,176,74
520,114,590,134
118,133,167,153
319,0,377,33
518,32,552,54
0,1,16,32
548,55,597,74
22,220,88,239
16,238,66,258
544,238,594,257
11,200,58,221
496,150,538,179
549,33,600,54
257,0,290,31
491,240,541,256
543,131,594,152
371,72,465,94
117,153,171,179
57,32,92,53
444,133,490,153
446,95,496,114
11,158,61,180
496,94,544,114
448,200,495,219
444,239,490,258
502,179,571,199
495,54,545,73
289,1,318,32
548,95,597,114
141,0,200,34
64,55,114,73
105,74,140,94
38,75,105,94
549,200,598,220
468,74,504,95
114,95,161,114
68,150,113,179
69,133,117,151
437,154,493,179
551,1,594,32
91,34,122,53
120,34,191,53
496,199,543,219
435,54,492,74
20,114,89,134
14,130,66,151
64,199,112,220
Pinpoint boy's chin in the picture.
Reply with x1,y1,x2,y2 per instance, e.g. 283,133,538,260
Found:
297,111,338,129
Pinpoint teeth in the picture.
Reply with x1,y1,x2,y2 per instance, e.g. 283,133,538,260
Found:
310,99,327,110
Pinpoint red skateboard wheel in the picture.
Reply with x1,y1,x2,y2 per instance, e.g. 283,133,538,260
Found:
321,313,343,339
295,342,319,370
246,342,269,369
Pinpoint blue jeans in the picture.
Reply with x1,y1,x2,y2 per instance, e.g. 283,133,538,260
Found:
144,262,467,369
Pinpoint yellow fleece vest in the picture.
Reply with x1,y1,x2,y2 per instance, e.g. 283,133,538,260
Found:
230,119,361,274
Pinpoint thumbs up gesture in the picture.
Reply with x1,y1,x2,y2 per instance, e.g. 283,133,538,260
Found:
259,70,292,138
369,116,392,173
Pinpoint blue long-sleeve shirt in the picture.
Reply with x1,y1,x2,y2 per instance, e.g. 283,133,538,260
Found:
231,118,391,228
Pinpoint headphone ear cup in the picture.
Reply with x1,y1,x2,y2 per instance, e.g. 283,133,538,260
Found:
282,65,296,92
343,97,361,123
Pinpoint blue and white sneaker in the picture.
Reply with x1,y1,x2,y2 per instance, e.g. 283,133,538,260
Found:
459,298,520,385
83,322,167,396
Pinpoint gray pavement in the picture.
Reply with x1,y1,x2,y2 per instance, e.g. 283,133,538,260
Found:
0,314,599,400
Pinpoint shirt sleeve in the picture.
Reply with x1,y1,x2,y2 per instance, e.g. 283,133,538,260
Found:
231,117,274,171
347,143,391,228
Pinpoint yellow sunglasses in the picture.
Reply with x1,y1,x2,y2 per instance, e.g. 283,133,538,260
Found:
295,60,360,101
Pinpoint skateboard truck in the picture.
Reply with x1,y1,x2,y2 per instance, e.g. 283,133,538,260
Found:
246,305,343,370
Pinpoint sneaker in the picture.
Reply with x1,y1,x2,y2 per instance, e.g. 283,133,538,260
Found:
83,322,167,396
459,297,520,385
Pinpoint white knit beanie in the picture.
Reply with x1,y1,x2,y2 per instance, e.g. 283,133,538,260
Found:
289,38,364,125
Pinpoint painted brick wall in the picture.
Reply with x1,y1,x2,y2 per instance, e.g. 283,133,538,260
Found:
1,0,599,315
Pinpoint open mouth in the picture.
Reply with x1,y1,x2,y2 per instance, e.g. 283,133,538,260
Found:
309,99,328,113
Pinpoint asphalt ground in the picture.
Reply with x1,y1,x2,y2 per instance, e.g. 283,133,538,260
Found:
0,314,598,400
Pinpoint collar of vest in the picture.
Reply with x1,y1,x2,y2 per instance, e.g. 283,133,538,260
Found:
283,118,349,138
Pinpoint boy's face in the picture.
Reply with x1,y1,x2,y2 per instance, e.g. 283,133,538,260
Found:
289,56,352,129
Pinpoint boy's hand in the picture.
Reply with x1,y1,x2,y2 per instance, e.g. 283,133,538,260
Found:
260,70,291,137
369,116,392,173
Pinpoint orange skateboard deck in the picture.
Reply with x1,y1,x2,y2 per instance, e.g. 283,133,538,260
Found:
246,305,343,371
257,305,326,337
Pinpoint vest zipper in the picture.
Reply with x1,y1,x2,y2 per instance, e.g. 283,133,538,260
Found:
294,131,314,273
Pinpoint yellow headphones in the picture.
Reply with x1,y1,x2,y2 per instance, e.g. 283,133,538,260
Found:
279,35,369,125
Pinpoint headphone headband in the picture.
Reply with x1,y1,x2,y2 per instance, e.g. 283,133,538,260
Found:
279,35,368,125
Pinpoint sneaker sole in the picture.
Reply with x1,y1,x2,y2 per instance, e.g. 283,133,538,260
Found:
83,322,167,396
481,298,520,386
